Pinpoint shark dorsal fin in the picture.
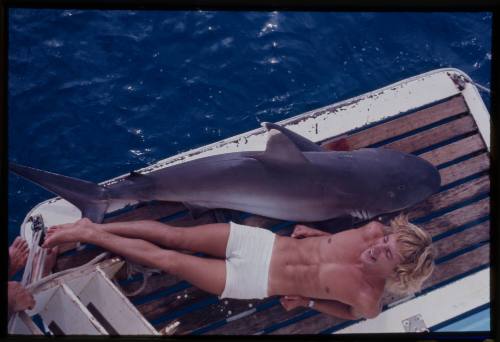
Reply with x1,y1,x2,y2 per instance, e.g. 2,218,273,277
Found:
253,128,308,165
261,122,324,152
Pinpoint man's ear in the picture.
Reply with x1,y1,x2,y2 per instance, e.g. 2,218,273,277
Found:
389,265,400,280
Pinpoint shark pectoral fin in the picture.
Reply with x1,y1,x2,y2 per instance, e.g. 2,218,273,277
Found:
261,122,324,152
183,202,211,219
82,200,109,223
254,128,309,165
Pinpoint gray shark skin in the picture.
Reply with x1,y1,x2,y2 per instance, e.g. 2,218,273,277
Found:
9,122,441,223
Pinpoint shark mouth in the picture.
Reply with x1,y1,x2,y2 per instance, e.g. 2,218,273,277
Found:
351,209,372,220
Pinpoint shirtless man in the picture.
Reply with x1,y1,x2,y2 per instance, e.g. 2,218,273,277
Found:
42,215,434,320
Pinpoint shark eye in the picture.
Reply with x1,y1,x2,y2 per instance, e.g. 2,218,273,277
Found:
398,185,406,190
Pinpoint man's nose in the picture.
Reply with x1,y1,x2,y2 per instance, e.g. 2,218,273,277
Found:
373,245,382,256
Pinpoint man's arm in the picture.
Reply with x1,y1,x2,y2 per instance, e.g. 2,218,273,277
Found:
280,295,380,320
291,225,331,239
280,296,359,320
310,299,360,320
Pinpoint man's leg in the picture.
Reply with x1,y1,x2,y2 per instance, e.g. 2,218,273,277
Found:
49,219,230,258
43,220,226,295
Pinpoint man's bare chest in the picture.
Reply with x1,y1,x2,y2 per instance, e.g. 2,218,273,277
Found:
316,233,370,265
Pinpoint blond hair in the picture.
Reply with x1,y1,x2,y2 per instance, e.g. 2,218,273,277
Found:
384,214,435,296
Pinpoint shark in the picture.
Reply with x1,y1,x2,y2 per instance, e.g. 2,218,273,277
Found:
9,122,441,223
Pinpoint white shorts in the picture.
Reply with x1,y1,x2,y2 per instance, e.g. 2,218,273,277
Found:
220,222,276,300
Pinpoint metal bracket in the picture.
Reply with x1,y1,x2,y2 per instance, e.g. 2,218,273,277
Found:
402,314,429,333
448,72,468,91
28,214,47,246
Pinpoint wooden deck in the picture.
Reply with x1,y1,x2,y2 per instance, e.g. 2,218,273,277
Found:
54,94,490,335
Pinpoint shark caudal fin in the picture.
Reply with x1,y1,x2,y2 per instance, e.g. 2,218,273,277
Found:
9,162,110,223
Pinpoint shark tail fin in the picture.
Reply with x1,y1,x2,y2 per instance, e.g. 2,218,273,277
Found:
9,162,110,223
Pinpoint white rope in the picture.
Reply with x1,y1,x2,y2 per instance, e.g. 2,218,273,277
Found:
21,230,42,287
26,251,111,293
472,81,491,94
115,262,162,297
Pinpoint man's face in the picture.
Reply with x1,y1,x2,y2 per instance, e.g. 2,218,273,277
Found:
360,233,403,276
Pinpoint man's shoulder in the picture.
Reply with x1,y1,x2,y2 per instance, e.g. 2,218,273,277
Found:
358,221,385,241
353,284,384,319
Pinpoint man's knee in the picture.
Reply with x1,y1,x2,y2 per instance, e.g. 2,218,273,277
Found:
154,250,181,274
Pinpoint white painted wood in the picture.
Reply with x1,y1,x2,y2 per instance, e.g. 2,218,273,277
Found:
457,72,491,151
334,268,490,333
77,268,159,335
64,272,95,296
9,312,44,335
25,287,59,318
40,283,108,335
20,199,82,254
25,258,123,317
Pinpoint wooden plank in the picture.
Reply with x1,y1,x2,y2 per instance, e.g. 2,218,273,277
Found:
439,153,489,186
139,287,211,322
407,175,489,220
421,198,489,237
121,273,182,302
382,115,476,153
267,243,489,335
433,221,489,258
209,303,287,335
174,298,263,334
419,134,486,166
425,243,489,287
322,96,468,150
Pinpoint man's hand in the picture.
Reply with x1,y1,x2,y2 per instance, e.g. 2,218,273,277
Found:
8,281,35,317
280,295,308,311
291,225,329,239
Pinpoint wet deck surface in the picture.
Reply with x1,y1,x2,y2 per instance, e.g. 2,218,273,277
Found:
55,94,490,335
